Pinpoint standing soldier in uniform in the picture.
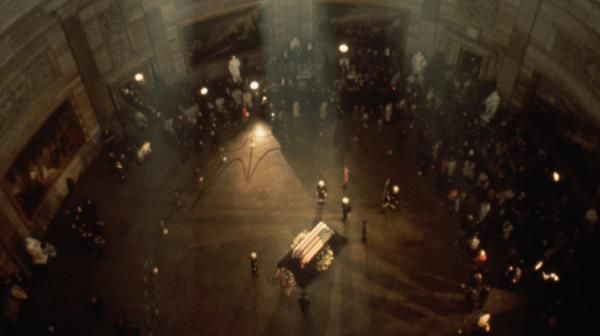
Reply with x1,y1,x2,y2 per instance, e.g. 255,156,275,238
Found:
298,291,310,316
342,197,351,222
316,180,327,204
382,179,400,212
250,252,258,275
361,220,368,243
210,128,219,154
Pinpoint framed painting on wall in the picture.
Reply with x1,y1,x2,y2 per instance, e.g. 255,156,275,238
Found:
317,2,408,51
3,100,86,218
181,7,263,69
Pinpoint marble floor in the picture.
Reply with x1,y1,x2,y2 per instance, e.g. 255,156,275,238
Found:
17,115,530,335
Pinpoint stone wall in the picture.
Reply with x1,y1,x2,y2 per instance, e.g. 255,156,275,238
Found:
0,6,100,274
79,0,153,81
514,0,600,128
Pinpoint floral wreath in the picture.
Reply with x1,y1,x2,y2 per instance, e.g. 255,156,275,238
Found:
275,267,296,294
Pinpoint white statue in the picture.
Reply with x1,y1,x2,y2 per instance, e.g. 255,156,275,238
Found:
319,101,328,120
411,51,428,77
228,56,242,83
293,101,301,118
290,37,301,51
481,90,500,124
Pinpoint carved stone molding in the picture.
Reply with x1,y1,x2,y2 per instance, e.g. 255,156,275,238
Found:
97,3,133,69
552,29,600,91
0,53,58,137
458,0,501,30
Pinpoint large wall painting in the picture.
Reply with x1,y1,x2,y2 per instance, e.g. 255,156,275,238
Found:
3,101,86,218
181,7,263,68
317,3,407,49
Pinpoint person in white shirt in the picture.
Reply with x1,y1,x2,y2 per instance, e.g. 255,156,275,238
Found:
384,103,393,124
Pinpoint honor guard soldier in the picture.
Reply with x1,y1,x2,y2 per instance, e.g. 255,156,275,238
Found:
316,180,327,204
298,290,310,316
341,197,352,222
361,220,368,243
250,252,258,275
382,184,400,211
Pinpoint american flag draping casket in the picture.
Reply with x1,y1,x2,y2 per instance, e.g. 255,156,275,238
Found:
292,222,334,266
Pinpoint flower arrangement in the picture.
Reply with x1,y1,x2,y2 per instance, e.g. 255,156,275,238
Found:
316,246,334,272
275,267,296,295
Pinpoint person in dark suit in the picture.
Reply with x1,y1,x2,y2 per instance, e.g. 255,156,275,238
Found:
298,291,310,316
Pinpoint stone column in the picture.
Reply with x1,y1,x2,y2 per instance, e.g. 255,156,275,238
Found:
496,0,542,106
55,5,115,127
418,0,442,56
143,6,176,84
268,0,315,49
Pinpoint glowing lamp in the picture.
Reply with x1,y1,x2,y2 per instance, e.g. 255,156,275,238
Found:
200,87,208,95
134,73,144,82
250,81,260,90
338,43,349,53
254,126,267,137
552,171,560,183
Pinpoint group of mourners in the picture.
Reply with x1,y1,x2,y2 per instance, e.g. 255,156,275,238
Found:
398,50,599,334
63,199,106,253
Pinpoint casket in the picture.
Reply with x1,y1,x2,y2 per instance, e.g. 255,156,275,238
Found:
277,222,347,288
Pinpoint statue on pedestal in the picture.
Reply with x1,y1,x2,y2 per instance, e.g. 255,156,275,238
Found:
290,36,301,51
411,51,428,81
228,56,242,83
481,91,500,124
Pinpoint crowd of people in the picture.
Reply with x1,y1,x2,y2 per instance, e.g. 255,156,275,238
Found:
62,200,106,254
398,51,599,334
289,35,599,333
172,36,599,334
